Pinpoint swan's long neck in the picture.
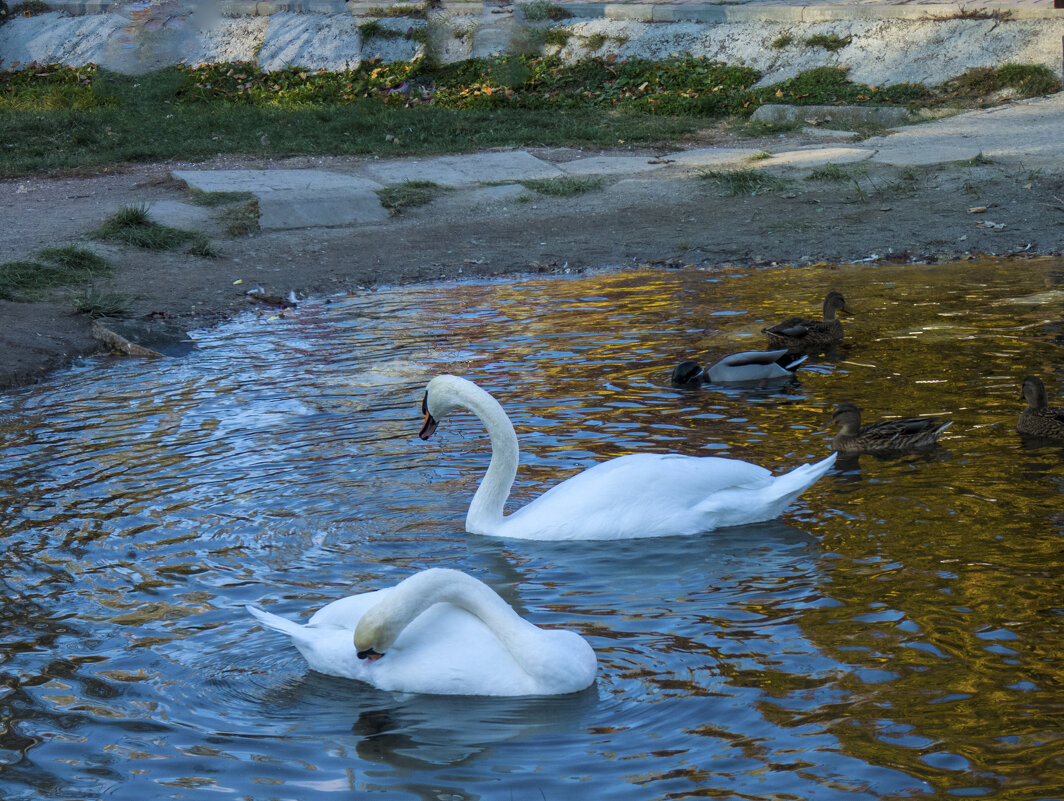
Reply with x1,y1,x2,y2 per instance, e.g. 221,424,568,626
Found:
362,569,543,663
454,383,519,535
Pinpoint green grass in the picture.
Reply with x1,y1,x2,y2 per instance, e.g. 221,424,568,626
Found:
804,33,852,52
0,247,111,301
520,176,604,196
72,284,133,318
543,28,571,47
188,189,256,207
520,1,572,21
747,150,772,162
91,204,213,254
700,168,792,196
376,180,452,212
806,163,854,181
0,59,1058,178
770,34,794,49
219,199,261,236
367,4,427,18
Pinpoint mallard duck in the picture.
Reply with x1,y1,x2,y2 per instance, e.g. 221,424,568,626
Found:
671,350,807,385
831,403,951,453
1017,376,1064,439
419,374,837,539
763,291,852,350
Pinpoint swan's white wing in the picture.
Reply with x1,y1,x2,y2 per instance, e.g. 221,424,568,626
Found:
499,454,775,540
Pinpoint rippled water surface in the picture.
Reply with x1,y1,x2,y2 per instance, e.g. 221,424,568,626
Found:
1,259,1062,800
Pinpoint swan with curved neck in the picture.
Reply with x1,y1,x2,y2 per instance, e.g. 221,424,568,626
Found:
418,374,836,540
248,568,596,696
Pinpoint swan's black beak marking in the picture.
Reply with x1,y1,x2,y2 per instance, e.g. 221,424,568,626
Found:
418,391,439,439
357,648,384,662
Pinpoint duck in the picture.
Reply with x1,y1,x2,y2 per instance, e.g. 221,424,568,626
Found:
830,403,952,453
247,568,597,697
1017,376,1064,439
762,291,852,350
672,349,807,386
418,374,837,540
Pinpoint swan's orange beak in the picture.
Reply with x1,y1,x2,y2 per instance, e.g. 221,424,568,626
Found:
419,412,438,440
418,390,438,439
357,648,384,662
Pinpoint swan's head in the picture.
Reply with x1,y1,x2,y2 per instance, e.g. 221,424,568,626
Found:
354,603,397,662
418,374,477,440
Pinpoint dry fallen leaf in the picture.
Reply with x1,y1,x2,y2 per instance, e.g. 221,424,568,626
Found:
966,206,988,214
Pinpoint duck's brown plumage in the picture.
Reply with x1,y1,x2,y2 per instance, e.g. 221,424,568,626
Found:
763,291,853,350
1017,376,1064,439
831,403,951,454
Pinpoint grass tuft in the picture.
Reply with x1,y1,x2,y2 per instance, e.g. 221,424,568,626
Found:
188,189,257,207
700,168,792,196
520,1,572,21
92,203,214,255
219,199,261,237
376,180,452,212
0,247,112,301
770,34,793,49
72,284,133,318
804,33,852,52
520,176,604,196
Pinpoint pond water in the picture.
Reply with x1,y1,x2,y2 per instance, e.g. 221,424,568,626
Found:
0,258,1062,800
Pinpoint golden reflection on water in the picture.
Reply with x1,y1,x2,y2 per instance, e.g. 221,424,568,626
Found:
0,256,1062,799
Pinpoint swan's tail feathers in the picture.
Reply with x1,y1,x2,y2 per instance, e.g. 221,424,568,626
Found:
772,452,837,497
247,605,304,639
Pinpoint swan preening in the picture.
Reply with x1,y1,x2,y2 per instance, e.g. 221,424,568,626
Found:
419,374,836,540
248,568,597,696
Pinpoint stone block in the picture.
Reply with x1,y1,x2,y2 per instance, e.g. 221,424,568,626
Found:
363,151,564,186
750,103,914,129
557,155,670,177
604,4,652,22
651,6,727,24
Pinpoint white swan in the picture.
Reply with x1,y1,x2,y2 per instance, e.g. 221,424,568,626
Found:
672,349,808,385
418,374,836,540
247,568,597,696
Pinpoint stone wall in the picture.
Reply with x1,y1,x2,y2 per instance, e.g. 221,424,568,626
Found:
1,0,1062,87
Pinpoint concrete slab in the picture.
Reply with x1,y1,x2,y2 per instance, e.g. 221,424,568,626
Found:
556,155,672,176
866,93,1064,168
362,151,565,186
751,103,914,128
764,146,874,167
147,200,217,231
664,147,763,167
171,169,389,229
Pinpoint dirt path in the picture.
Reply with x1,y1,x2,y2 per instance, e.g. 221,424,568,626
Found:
3,136,1063,391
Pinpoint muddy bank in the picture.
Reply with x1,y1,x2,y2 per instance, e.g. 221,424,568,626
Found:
3,135,1063,391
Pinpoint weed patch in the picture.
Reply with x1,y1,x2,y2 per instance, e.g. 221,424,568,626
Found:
219,199,261,236
92,204,213,255
804,33,852,52
0,247,111,301
520,1,572,21
188,189,256,207
376,180,452,212
520,176,604,196
771,34,794,49
73,285,133,318
700,168,792,196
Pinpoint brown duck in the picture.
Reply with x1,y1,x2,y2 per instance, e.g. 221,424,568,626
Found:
1017,376,1064,439
831,403,952,454
763,291,852,350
